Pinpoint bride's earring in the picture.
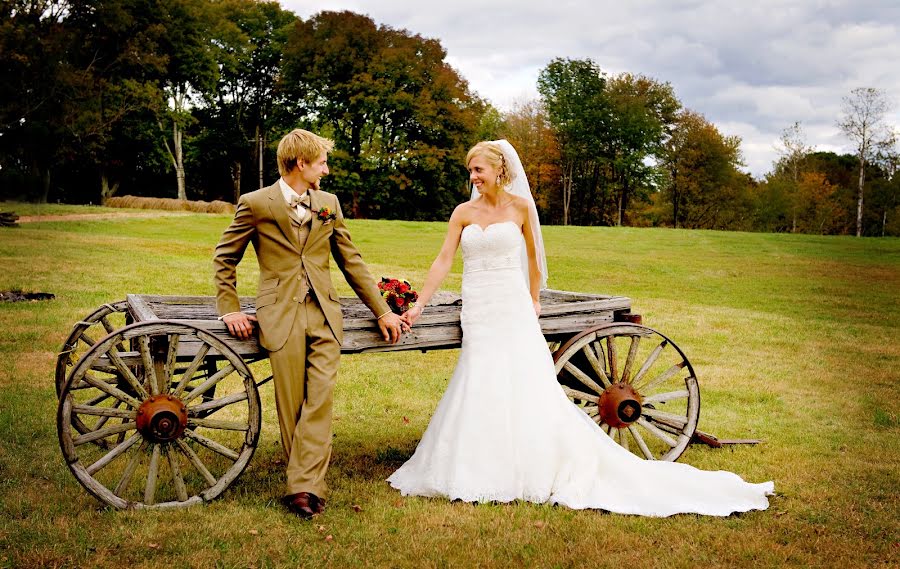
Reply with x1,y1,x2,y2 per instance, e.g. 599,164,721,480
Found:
495,175,501,185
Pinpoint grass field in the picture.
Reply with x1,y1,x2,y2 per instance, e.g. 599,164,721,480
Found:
0,206,897,568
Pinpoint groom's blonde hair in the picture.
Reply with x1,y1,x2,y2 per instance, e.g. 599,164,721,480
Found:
466,141,514,188
277,129,335,176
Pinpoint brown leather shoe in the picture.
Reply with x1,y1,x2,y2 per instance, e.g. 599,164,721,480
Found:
281,492,320,519
313,495,326,514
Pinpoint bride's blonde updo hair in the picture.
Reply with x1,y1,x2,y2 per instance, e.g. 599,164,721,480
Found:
466,141,515,189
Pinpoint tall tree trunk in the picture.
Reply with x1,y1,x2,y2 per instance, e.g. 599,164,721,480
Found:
856,150,865,237
100,169,120,203
257,124,264,189
883,209,887,238
232,160,242,203
174,121,186,200
40,167,51,204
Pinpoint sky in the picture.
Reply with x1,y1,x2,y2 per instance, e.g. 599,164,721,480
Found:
281,0,900,178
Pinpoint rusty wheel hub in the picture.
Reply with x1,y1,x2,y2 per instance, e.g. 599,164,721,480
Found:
598,383,643,428
136,395,188,443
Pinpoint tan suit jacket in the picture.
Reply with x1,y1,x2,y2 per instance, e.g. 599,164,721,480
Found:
213,183,390,351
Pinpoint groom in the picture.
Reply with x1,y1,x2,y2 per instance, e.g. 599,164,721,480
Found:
213,129,404,518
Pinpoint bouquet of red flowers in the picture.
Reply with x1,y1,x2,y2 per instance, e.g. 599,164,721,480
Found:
378,277,418,315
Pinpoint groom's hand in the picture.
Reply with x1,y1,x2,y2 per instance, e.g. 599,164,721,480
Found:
378,312,406,344
223,312,257,340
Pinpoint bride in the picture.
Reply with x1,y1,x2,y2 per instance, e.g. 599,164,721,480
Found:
387,140,773,516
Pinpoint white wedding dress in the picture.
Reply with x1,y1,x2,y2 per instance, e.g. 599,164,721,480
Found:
388,221,774,516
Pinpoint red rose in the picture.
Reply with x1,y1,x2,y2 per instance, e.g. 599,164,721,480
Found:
398,283,410,293
395,297,406,307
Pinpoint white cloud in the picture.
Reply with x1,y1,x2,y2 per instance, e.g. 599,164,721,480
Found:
281,0,900,177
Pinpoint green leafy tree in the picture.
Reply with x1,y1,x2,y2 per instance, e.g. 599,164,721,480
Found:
537,57,611,225
203,0,295,200
605,73,680,225
501,99,560,217
0,0,71,202
838,87,894,236
62,0,170,201
661,110,745,229
280,11,480,219
155,0,222,200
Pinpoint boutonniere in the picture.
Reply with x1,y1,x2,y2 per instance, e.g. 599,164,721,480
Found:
313,207,337,224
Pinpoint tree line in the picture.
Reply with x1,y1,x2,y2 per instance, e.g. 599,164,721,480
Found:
1,1,897,235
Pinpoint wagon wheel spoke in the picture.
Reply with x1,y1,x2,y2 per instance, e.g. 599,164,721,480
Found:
84,392,112,406
636,417,678,448
59,321,261,509
78,400,125,433
579,344,611,389
606,336,619,381
114,440,148,497
643,390,689,405
138,336,160,395
627,425,655,460
188,417,250,432
165,444,189,502
174,439,218,487
105,342,149,400
592,341,607,375
86,433,142,475
563,360,606,394
165,334,180,382
144,444,161,506
73,402,136,419
188,391,249,416
183,429,240,461
561,385,599,404
182,364,235,405
172,344,210,397
635,361,686,393
73,421,137,446
631,340,667,386
56,301,128,398
621,335,641,383
642,407,689,429
554,324,699,462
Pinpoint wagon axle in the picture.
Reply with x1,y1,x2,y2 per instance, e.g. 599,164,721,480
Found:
136,395,188,443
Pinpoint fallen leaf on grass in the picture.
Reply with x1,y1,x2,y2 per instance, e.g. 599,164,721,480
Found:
402,416,410,424
148,543,160,549
316,524,326,533
351,504,362,512
248,529,259,535
533,521,546,529
325,535,334,542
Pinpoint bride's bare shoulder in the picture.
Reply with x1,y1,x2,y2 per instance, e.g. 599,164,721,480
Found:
508,195,530,220
452,201,475,221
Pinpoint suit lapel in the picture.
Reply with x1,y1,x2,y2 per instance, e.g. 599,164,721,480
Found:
266,184,301,253
302,189,321,254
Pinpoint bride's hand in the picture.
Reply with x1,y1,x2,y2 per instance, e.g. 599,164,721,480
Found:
533,300,541,317
402,305,423,326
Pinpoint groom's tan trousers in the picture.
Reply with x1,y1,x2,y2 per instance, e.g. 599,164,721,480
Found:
269,292,341,497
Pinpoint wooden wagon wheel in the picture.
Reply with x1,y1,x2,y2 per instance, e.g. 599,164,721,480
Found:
58,321,261,509
56,301,129,398
553,323,700,462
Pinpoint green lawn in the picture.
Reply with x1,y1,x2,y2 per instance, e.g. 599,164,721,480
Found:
0,207,897,568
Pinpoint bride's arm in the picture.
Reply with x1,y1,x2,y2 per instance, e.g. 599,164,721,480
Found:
403,205,466,326
520,201,542,315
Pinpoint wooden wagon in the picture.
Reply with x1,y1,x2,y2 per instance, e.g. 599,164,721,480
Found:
56,290,701,509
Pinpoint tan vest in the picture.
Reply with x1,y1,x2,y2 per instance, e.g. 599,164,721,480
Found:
287,203,312,299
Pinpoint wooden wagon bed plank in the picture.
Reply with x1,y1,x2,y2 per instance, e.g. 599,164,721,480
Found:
125,290,632,357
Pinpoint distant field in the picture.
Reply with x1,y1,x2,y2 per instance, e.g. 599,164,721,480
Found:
0,200,140,217
0,205,897,568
